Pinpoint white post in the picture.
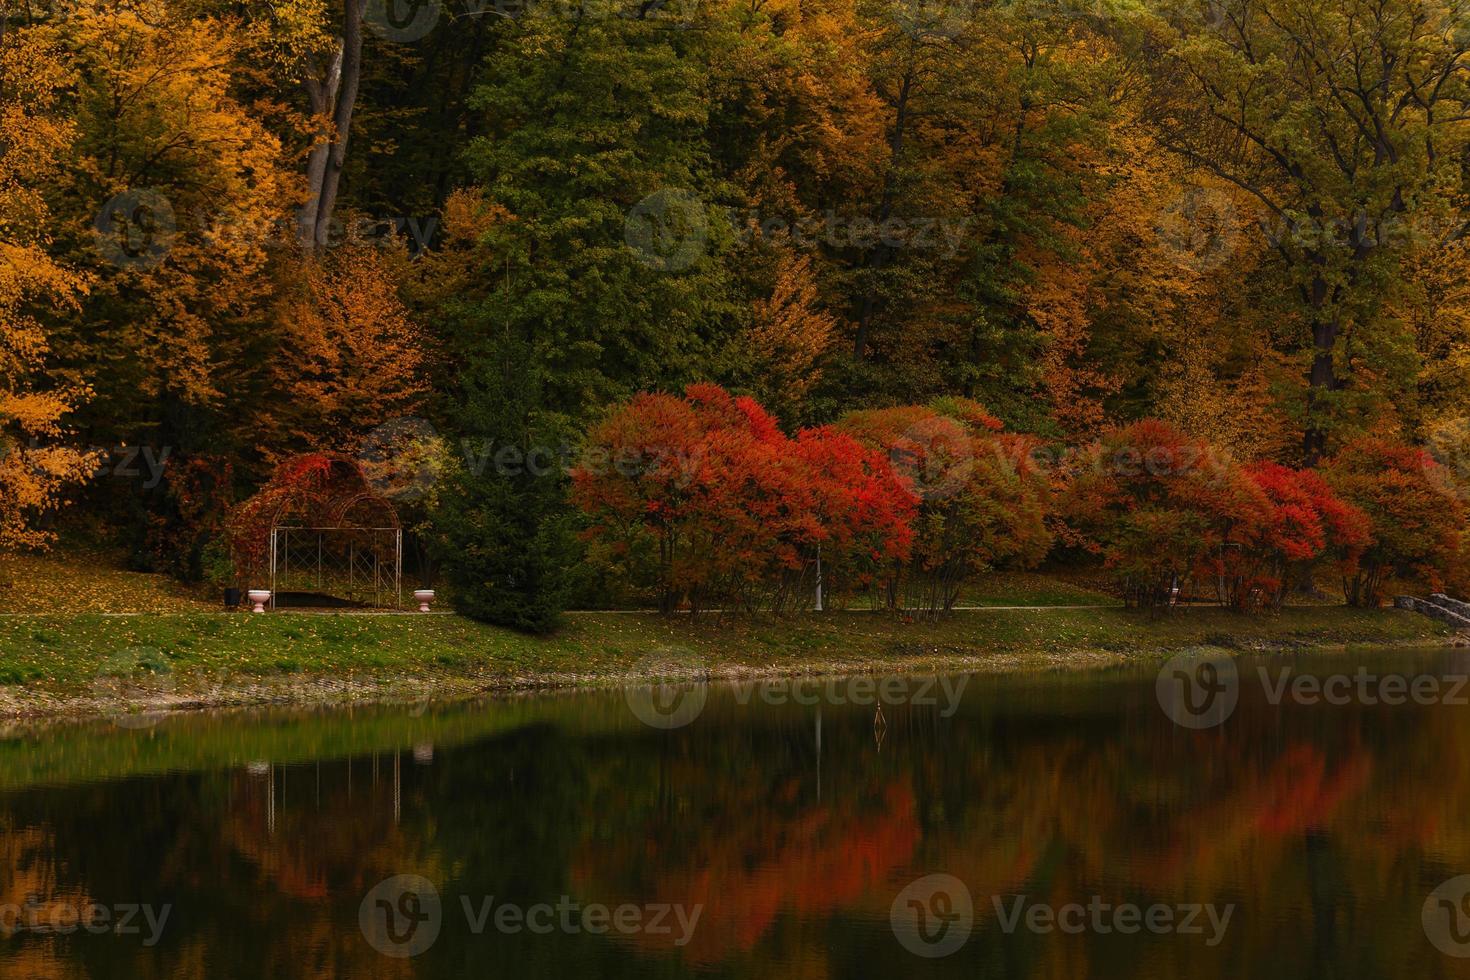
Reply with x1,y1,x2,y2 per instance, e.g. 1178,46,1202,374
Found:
814,545,823,612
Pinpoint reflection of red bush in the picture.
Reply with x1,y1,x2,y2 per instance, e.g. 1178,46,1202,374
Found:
1253,744,1371,836
570,781,919,965
1125,741,1373,892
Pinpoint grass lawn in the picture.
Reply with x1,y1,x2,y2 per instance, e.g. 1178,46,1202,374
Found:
0,546,1454,718
0,603,1451,717
955,570,1116,606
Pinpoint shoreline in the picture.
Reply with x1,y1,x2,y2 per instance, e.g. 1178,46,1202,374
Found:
0,645,1137,723
0,605,1457,724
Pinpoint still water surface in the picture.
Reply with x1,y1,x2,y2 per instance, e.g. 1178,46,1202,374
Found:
5,648,1470,977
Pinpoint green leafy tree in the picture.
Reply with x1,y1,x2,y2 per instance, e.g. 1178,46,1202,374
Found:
1141,0,1470,460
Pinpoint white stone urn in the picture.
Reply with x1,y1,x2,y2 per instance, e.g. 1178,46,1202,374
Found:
247,589,271,613
414,589,435,613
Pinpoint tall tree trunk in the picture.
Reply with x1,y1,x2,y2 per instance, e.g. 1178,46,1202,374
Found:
1299,264,1337,466
962,89,1031,398
1302,316,1338,465
1302,209,1393,463
299,0,365,250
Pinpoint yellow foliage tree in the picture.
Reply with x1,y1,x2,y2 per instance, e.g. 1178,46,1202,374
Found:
0,26,98,549
741,251,838,418
1399,236,1470,435
65,1,294,413
401,187,515,311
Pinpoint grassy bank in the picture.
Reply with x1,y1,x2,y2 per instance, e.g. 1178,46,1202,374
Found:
0,602,1451,719
0,546,1454,719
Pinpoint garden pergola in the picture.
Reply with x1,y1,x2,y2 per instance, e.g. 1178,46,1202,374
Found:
268,520,402,610
233,455,403,610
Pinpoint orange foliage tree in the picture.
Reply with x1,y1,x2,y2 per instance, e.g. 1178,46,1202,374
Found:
736,250,839,422
838,397,1052,612
0,26,98,549
271,242,430,451
65,3,292,416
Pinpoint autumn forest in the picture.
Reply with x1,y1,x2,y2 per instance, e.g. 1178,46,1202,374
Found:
4,0,1470,628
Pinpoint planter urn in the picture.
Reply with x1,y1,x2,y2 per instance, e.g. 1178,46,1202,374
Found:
414,589,435,613
247,589,271,614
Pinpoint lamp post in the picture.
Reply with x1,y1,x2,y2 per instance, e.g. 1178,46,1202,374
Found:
814,545,823,612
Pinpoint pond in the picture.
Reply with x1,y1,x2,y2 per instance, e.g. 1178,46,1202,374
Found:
4,647,1470,978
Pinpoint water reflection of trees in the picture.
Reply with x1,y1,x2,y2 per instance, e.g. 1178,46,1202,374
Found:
4,683,1470,976
565,695,1470,977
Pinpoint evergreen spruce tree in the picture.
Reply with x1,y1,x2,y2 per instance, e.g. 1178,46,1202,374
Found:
432,331,576,634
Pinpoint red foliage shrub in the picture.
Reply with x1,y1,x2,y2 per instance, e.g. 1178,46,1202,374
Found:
789,426,915,596
838,402,1052,612
1234,463,1369,607
1061,420,1271,607
1321,437,1465,606
571,385,913,613
574,396,1464,617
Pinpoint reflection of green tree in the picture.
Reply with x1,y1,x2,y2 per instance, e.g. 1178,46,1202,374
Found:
0,699,569,791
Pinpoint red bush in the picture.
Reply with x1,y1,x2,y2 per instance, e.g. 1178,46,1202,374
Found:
1321,437,1465,606
790,426,915,586
1234,463,1369,607
838,402,1052,612
1062,423,1408,610
1061,420,1271,607
575,396,1466,616
571,385,913,613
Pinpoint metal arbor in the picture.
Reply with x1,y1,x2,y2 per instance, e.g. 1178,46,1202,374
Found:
246,456,402,610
